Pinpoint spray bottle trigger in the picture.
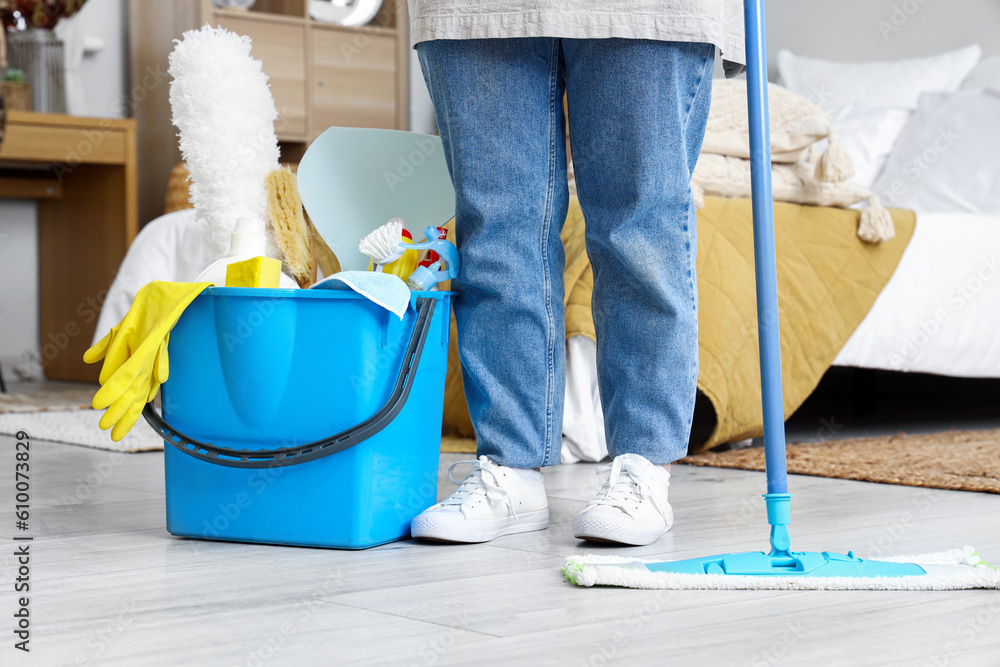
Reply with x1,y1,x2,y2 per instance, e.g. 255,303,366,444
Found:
402,225,460,291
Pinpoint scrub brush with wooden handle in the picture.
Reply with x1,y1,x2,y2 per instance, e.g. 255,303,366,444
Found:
265,167,317,287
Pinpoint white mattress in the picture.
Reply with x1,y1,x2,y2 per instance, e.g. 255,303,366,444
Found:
833,211,1000,377
562,210,1000,462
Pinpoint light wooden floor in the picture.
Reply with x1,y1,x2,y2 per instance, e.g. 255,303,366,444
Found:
1,436,999,667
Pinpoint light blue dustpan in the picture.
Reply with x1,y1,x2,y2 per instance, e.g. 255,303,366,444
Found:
297,127,457,271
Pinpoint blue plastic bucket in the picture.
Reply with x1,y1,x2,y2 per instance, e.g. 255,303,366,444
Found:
153,287,452,549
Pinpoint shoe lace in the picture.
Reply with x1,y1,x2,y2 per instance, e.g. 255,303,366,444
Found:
584,456,669,521
442,456,518,519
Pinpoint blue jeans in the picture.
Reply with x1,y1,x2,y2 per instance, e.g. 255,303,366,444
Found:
419,38,714,467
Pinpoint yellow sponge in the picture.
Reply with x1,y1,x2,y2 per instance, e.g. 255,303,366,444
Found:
225,256,282,288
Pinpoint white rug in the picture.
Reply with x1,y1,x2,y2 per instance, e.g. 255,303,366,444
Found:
0,409,164,452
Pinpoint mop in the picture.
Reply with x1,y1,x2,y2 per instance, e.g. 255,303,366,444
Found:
562,0,1000,591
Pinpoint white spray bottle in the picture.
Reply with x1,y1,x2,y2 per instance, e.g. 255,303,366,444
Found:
195,217,299,288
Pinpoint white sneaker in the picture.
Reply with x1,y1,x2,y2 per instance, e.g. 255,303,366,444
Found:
573,453,673,546
411,456,549,543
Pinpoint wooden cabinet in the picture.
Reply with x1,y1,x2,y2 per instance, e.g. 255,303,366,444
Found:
0,112,137,381
311,26,397,135
128,0,409,228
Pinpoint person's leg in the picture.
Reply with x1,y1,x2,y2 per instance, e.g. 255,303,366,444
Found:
566,38,714,465
564,39,715,545
411,38,568,543
419,38,569,469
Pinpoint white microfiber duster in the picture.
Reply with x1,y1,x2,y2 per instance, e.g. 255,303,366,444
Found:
562,546,1000,591
168,25,280,263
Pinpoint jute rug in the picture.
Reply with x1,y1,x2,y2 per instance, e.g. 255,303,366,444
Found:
442,435,477,454
681,428,1000,494
0,385,96,414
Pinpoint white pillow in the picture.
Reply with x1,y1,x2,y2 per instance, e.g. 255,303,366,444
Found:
871,89,1000,215
962,55,1000,92
777,45,982,111
827,104,912,189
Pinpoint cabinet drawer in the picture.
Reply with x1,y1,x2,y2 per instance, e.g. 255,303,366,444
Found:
0,121,125,164
311,27,397,136
216,16,308,139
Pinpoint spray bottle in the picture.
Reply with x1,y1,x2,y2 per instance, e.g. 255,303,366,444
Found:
402,226,460,291
415,227,449,271
195,217,299,288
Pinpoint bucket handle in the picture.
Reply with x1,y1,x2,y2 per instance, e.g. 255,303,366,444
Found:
142,296,437,469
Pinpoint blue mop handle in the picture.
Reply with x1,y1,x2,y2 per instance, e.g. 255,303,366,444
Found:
744,0,789,496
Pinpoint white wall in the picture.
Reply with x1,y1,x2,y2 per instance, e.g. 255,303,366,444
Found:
408,45,436,134
0,202,40,379
0,0,126,379
766,0,1000,70
59,0,129,118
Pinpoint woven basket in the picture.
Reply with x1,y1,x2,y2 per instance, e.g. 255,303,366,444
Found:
2,81,31,111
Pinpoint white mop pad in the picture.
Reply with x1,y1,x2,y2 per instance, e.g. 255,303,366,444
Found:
563,546,1000,590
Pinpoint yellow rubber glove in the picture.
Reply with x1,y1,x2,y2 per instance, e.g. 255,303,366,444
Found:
92,334,170,441
84,281,211,441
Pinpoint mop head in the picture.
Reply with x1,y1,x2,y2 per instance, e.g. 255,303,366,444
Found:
169,25,281,263
265,167,316,287
562,546,1000,591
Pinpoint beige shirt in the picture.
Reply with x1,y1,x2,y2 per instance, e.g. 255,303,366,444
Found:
408,0,746,72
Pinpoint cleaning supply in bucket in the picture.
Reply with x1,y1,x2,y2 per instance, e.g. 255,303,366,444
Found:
195,217,299,288
225,255,282,288
170,27,315,284
416,226,449,271
170,26,279,266
404,226,460,291
360,218,420,278
310,271,412,319
84,281,212,441
313,222,460,316
296,127,456,272
265,167,317,287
